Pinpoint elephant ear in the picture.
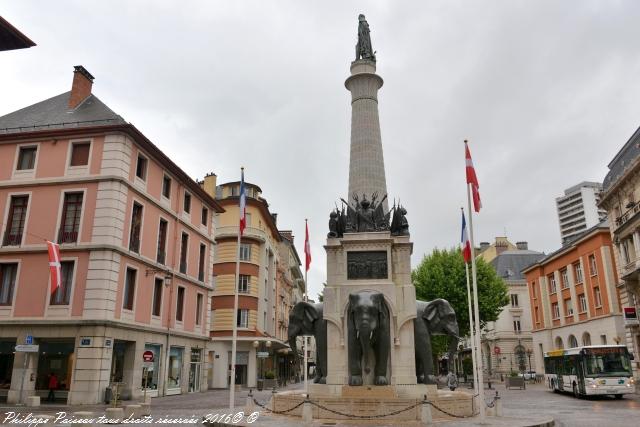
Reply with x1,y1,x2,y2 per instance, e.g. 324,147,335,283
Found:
423,300,441,324
293,301,317,323
372,293,387,320
303,302,318,323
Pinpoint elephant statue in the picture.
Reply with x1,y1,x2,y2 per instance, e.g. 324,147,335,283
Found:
347,290,390,386
287,301,327,384
414,299,459,384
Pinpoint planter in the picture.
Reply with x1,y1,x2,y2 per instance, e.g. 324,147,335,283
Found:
263,379,278,389
505,376,525,389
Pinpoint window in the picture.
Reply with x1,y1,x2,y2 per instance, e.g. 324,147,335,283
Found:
548,275,557,294
579,293,587,313
129,203,143,253
531,282,537,299
156,219,168,264
70,142,90,166
183,193,191,213
198,243,206,282
239,243,251,261
3,195,28,246
237,309,248,328
162,176,171,199
574,263,583,283
50,261,74,305
513,319,521,333
201,207,208,226
510,294,519,308
568,335,578,348
560,269,569,289
245,212,252,226
0,263,18,305
196,293,203,326
534,306,540,323
176,286,185,322
552,302,560,319
600,334,607,345
58,192,83,243
622,240,631,264
135,155,147,180
152,278,163,316
180,232,188,274
122,267,136,310
594,286,602,307
231,186,238,196
589,255,597,276
17,146,37,170
565,298,573,316
582,332,591,346
238,275,250,293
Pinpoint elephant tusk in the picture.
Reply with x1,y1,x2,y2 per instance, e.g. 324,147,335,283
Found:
356,330,359,339
370,331,373,340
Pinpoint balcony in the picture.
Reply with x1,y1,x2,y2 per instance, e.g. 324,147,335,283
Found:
215,225,268,243
58,229,78,244
2,232,22,246
615,200,640,230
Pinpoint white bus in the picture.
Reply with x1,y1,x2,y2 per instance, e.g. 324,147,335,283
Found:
544,345,635,398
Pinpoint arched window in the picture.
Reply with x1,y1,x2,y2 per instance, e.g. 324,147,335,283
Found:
582,332,591,346
555,336,564,349
568,335,578,348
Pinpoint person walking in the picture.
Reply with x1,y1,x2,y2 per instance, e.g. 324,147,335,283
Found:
47,372,58,402
447,371,458,391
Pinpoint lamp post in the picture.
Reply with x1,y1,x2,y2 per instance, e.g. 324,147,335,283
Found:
526,348,533,376
252,340,272,390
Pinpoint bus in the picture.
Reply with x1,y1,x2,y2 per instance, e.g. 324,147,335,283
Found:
544,345,635,398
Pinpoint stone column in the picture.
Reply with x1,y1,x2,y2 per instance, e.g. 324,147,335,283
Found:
345,60,389,211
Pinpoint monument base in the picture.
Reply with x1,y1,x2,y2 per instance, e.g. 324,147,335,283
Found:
273,384,473,422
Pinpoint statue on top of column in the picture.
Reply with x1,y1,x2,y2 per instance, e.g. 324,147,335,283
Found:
356,14,376,62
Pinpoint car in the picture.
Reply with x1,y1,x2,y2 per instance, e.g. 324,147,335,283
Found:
520,370,536,380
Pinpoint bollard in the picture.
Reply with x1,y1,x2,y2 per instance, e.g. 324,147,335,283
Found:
245,389,254,412
420,396,432,426
495,390,503,417
302,399,313,425
73,411,94,427
105,407,124,424
124,404,141,419
26,396,40,407
270,387,277,412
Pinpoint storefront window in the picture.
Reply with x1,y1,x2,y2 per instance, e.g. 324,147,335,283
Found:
36,340,75,391
142,344,161,390
189,349,202,393
0,340,16,389
168,347,183,389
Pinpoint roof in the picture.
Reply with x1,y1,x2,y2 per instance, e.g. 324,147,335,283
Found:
0,92,125,134
0,16,35,51
603,125,640,193
490,250,545,280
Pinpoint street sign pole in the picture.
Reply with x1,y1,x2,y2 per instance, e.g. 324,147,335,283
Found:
18,353,28,405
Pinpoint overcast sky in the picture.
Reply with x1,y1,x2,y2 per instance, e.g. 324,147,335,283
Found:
3,1,640,300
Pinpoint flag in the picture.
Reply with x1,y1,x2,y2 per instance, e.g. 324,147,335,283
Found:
304,220,311,272
465,141,482,212
461,210,472,263
47,241,62,295
239,168,246,236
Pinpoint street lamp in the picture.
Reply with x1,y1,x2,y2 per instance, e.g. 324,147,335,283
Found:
526,348,533,377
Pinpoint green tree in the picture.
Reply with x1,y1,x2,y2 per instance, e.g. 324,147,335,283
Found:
412,248,508,356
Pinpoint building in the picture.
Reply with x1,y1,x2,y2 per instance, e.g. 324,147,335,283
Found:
600,126,640,375
522,222,625,374
0,16,35,51
203,177,299,389
477,237,519,263
556,182,607,245
481,240,544,376
0,66,224,404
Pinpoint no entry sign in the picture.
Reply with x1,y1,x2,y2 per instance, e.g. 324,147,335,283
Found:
143,350,154,362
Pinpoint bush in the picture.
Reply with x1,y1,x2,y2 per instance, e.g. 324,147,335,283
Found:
509,371,518,377
264,370,275,379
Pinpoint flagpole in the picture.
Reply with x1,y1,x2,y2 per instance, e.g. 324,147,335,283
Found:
303,219,309,397
463,242,479,400
466,184,486,420
229,167,243,410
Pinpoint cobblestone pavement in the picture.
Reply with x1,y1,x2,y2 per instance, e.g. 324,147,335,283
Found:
1,381,638,426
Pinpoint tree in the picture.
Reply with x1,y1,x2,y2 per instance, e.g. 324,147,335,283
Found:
412,248,508,355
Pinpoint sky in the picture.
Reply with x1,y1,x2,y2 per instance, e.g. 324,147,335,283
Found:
2,0,640,300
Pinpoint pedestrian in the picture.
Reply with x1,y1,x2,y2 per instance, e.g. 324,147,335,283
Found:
47,372,58,402
447,371,458,391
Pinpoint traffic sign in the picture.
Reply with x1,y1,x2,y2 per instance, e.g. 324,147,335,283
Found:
15,345,39,353
142,361,154,369
25,335,33,345
143,350,154,362
257,351,269,358
494,346,501,355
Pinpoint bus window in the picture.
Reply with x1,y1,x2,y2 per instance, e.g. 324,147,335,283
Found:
584,350,632,377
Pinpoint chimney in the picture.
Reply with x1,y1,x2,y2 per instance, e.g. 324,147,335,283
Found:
271,213,278,225
201,172,217,198
516,241,528,251
479,242,490,251
495,237,509,255
68,65,94,109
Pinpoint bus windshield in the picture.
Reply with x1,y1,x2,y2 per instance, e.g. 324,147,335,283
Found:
584,348,633,377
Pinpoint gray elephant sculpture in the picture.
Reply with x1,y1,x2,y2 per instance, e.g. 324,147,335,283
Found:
287,301,327,384
414,299,459,384
348,290,390,386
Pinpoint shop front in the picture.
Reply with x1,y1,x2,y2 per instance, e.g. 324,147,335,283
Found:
189,348,202,392
0,340,15,401
142,344,162,397
36,339,75,403
167,346,184,395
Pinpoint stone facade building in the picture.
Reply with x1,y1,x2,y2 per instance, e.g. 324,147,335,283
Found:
0,66,224,404
600,126,640,375
522,223,624,374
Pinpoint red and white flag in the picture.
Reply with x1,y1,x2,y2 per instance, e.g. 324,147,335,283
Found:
304,220,311,272
461,210,472,263
239,168,246,236
465,141,482,212
47,241,62,295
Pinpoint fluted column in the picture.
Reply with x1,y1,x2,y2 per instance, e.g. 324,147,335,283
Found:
345,60,389,212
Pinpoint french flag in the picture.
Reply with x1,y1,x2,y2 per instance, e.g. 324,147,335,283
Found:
461,210,472,263
239,168,246,236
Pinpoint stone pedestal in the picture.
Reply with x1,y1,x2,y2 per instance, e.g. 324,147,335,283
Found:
324,231,416,386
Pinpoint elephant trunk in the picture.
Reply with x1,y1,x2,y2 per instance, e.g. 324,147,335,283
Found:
358,325,373,374
287,331,298,355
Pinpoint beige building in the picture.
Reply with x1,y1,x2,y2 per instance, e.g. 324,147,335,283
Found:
600,126,640,375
